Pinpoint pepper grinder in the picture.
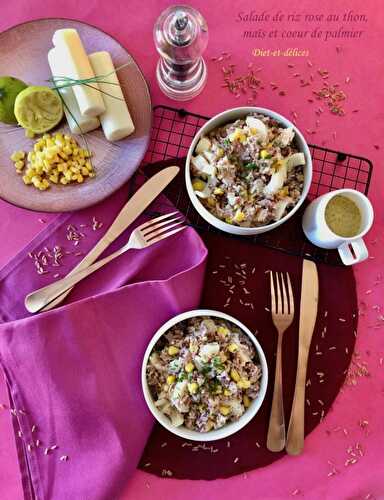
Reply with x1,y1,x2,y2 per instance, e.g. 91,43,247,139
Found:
154,5,209,101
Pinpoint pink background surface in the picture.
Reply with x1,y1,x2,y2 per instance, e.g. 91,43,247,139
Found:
0,1,383,498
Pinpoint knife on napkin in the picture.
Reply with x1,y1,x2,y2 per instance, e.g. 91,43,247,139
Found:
35,166,179,312
286,259,319,455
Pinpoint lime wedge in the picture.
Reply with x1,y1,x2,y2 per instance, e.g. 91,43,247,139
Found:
14,86,63,134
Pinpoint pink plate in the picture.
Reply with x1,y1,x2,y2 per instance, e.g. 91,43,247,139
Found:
0,18,152,212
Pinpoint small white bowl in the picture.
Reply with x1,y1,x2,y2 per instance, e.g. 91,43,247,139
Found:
185,106,313,235
141,309,268,442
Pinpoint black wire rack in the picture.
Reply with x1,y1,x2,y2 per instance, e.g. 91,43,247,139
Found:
135,105,373,266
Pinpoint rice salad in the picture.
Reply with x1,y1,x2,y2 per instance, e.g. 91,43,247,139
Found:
190,113,306,227
146,316,262,432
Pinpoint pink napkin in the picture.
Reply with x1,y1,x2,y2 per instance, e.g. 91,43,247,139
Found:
0,178,207,499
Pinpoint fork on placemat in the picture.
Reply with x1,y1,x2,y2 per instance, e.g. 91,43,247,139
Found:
266,271,295,452
25,212,186,313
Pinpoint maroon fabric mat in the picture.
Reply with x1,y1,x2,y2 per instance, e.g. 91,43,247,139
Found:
138,230,357,479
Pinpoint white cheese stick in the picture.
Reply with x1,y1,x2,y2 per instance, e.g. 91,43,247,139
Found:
48,48,100,134
88,51,135,141
52,29,105,117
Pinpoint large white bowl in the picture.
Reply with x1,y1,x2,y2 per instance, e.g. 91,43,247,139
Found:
185,106,313,235
141,309,268,442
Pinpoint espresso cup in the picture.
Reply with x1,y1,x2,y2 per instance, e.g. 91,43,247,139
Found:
302,189,374,265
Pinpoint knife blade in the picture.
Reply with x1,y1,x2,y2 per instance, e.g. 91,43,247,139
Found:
286,259,319,455
38,166,180,312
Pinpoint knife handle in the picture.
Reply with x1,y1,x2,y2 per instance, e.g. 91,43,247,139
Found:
286,345,310,455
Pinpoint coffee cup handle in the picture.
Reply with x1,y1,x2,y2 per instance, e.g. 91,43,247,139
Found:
338,239,369,265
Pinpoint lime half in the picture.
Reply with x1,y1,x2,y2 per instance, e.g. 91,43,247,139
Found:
14,86,63,134
0,76,27,124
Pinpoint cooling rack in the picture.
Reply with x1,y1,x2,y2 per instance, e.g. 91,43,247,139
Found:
134,105,373,266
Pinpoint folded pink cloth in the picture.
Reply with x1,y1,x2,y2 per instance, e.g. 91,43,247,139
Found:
0,180,207,499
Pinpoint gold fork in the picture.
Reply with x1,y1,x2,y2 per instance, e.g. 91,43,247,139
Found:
267,271,295,452
25,212,186,313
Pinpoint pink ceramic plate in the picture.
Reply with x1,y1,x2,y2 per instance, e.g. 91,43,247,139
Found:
0,18,152,212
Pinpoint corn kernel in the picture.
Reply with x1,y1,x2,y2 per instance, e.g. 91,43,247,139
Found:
207,197,216,207
60,177,68,185
188,382,199,394
168,346,179,356
217,326,229,337
49,175,59,184
243,395,251,408
185,362,195,373
25,129,35,139
237,379,251,389
233,210,245,223
14,160,24,170
219,405,230,416
260,149,269,159
22,175,32,185
213,187,224,195
192,179,205,191
227,343,238,353
224,389,231,396
230,369,240,382
225,217,232,224
166,375,176,385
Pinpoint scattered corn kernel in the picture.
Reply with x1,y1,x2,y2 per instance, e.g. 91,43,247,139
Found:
166,375,176,385
260,149,269,159
219,405,231,416
230,369,240,382
14,160,25,170
168,346,179,356
228,343,239,353
213,187,224,196
188,382,199,394
185,362,195,373
243,395,251,408
224,389,231,396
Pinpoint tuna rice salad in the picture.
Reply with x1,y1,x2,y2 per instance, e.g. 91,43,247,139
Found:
190,113,306,226
146,316,262,432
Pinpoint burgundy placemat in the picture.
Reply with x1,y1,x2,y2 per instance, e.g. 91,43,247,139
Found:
137,162,358,480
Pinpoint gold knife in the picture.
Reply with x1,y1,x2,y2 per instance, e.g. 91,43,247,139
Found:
286,259,319,455
35,166,179,312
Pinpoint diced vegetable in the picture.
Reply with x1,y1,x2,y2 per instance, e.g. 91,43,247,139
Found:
195,136,211,154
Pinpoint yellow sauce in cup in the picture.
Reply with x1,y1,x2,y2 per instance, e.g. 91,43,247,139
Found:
325,195,361,237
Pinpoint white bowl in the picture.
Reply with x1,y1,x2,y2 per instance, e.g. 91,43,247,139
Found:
141,309,268,442
185,106,313,235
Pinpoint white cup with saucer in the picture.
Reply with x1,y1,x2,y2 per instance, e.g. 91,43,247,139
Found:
302,188,374,265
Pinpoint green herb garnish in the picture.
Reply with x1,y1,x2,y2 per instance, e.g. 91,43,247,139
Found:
244,162,258,169
212,356,224,372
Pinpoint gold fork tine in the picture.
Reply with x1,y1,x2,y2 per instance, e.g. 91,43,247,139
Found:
143,220,185,241
286,272,294,315
275,272,282,315
146,225,187,245
138,211,179,230
141,215,184,237
270,271,276,314
281,272,288,315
